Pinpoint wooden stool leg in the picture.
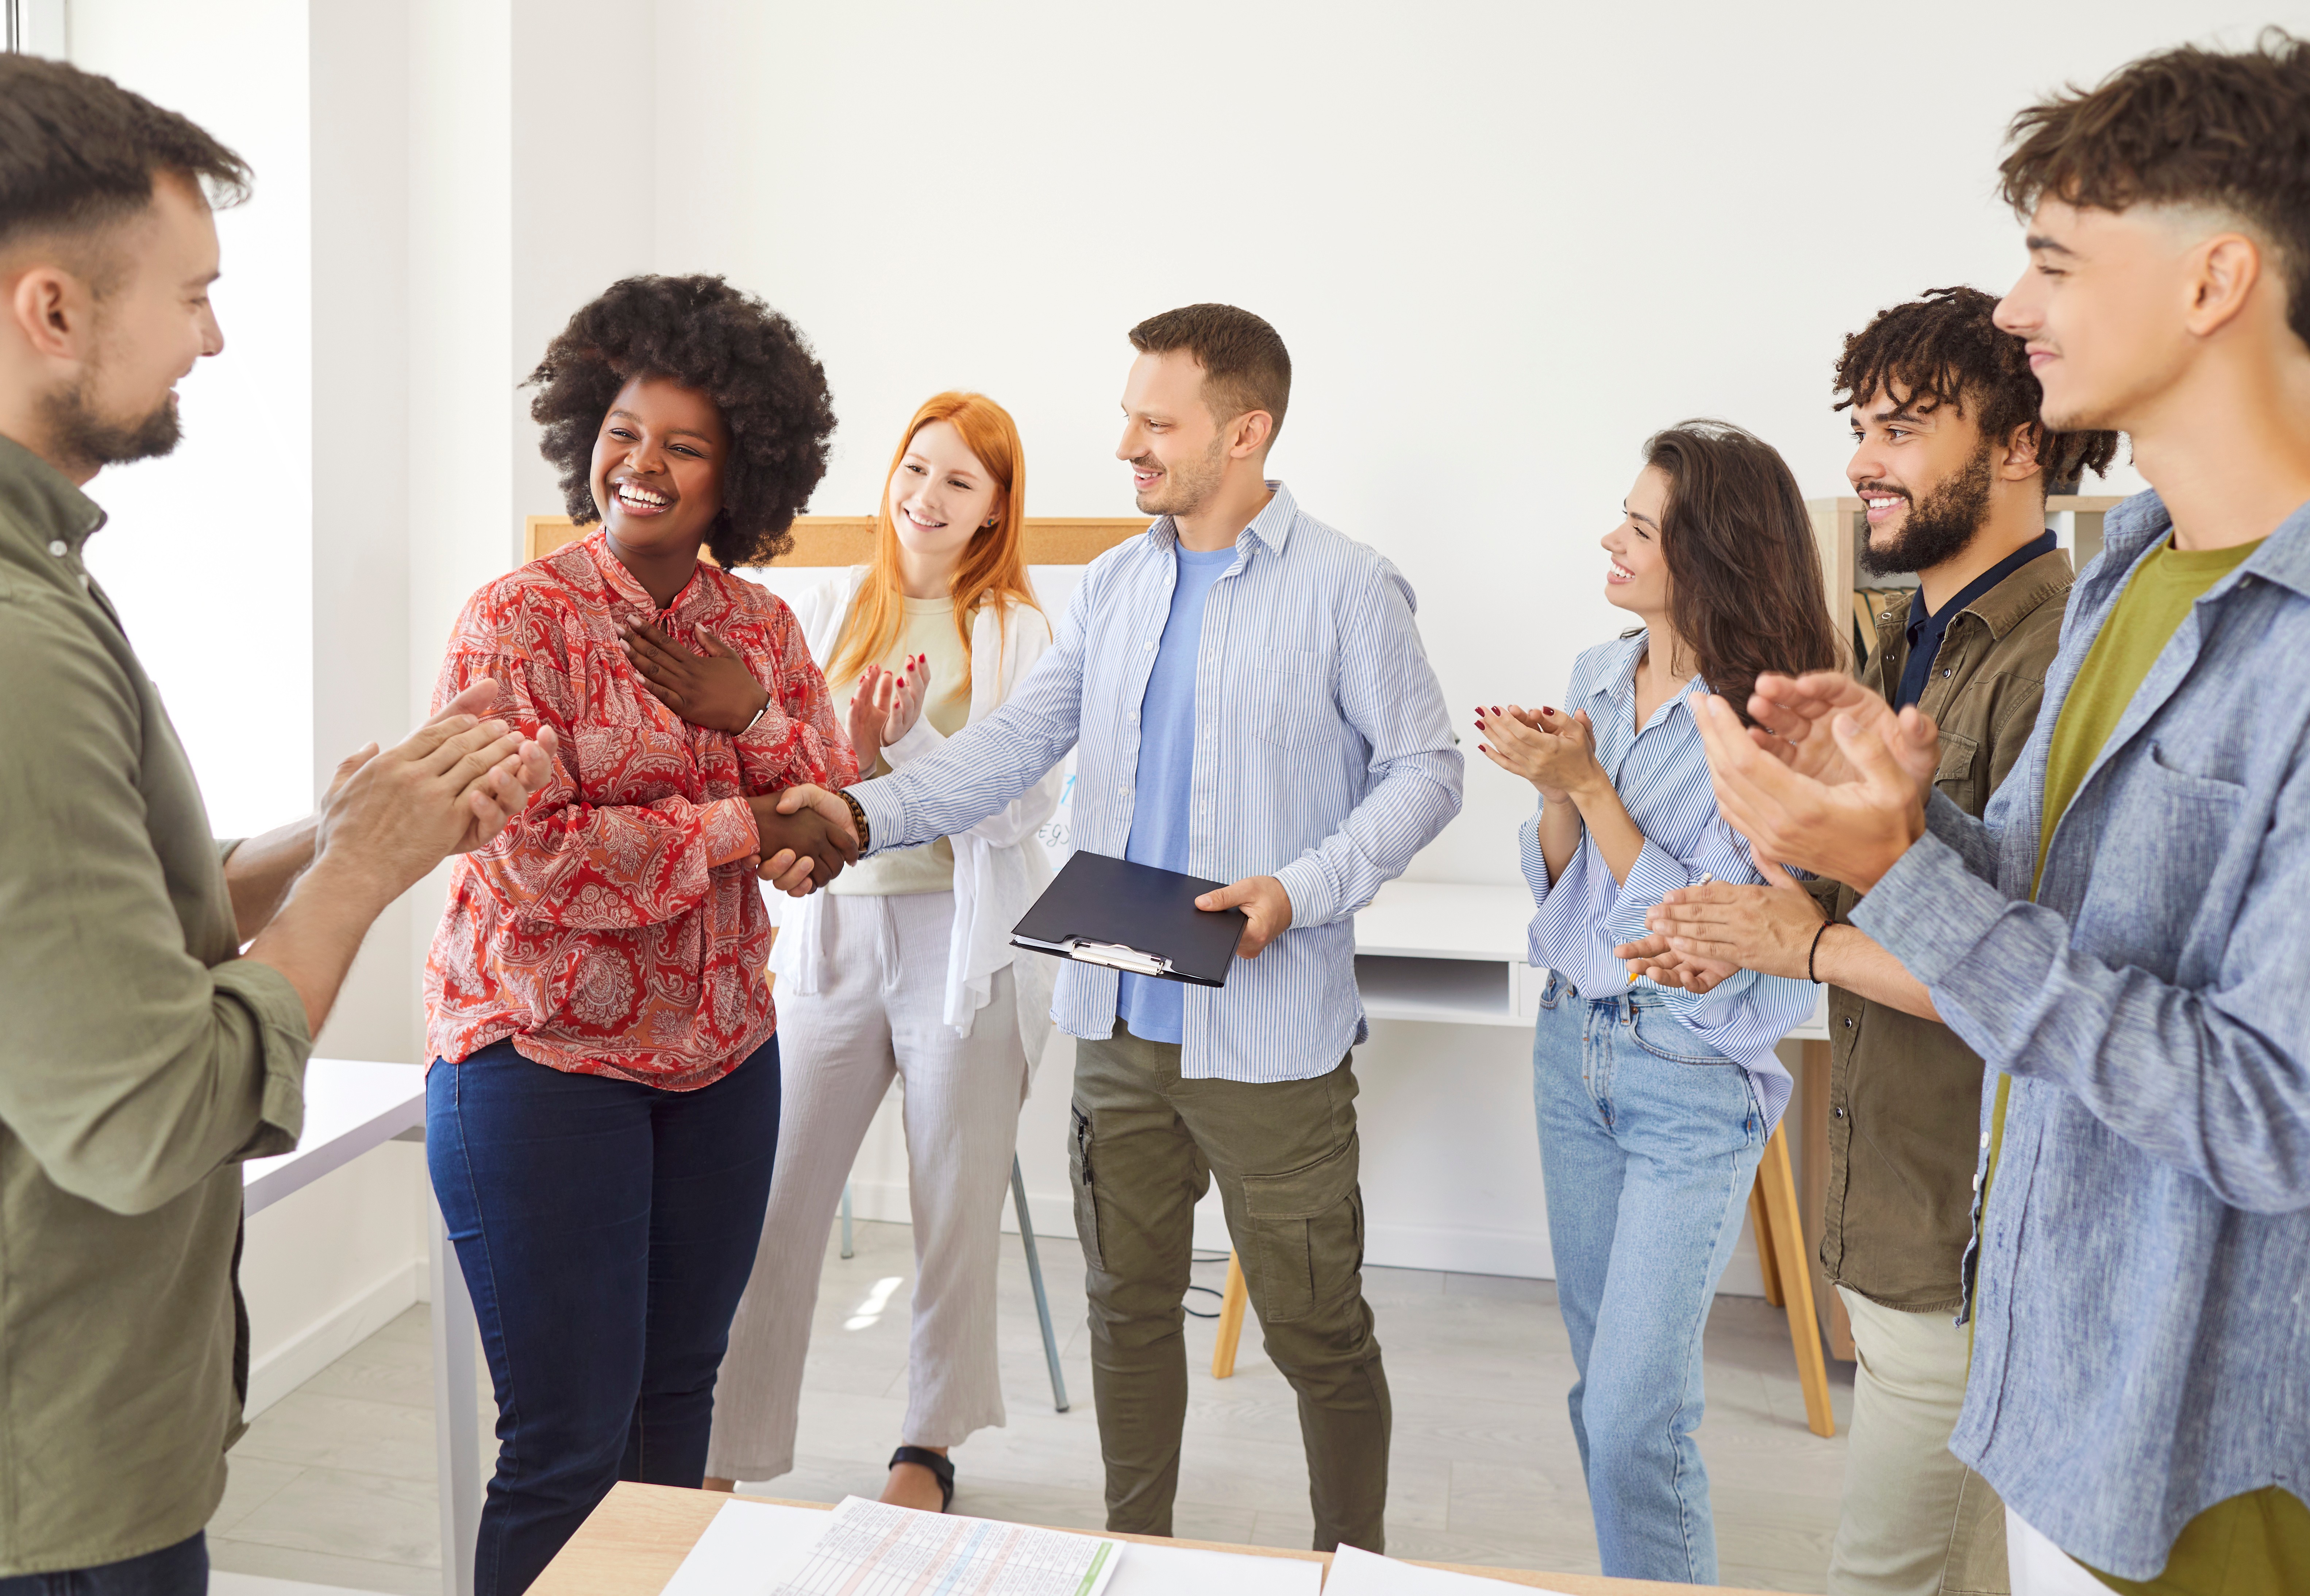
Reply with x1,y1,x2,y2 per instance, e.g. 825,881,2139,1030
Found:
1750,1183,1784,1308
1757,1122,1835,1437
1210,1250,1249,1379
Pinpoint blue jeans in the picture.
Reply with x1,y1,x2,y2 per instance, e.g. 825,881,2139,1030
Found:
0,1535,204,1596
427,1036,781,1596
1532,977,1764,1583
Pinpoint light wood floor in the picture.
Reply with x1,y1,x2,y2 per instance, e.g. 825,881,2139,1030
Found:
207,1219,1852,1592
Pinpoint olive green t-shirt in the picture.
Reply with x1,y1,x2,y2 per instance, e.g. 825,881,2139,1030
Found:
1980,535,2309,1593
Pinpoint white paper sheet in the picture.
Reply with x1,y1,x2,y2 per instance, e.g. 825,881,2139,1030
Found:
671,1496,1121,1596
662,1497,1324,1596
661,1501,835,1596
1321,1544,1578,1595
1106,1542,1322,1596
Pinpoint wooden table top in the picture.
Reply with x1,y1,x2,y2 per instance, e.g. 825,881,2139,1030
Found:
529,1482,1799,1596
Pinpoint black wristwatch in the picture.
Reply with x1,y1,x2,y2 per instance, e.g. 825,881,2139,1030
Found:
836,788,871,853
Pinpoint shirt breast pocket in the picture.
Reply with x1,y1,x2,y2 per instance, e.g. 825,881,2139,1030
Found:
1253,647,1334,749
1933,731,1982,812
2074,741,2245,969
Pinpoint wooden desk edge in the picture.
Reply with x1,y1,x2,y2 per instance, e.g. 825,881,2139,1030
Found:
530,1481,1803,1596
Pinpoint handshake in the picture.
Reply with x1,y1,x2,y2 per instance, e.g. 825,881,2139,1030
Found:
744,784,862,896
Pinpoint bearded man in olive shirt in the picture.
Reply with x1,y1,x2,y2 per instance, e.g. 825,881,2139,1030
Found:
1620,287,2115,1596
0,59,554,1589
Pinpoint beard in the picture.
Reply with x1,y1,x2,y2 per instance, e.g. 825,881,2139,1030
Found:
41,377,182,475
1858,439,1993,577
1132,433,1227,519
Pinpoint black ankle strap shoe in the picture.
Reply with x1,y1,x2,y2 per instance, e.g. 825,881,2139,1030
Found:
889,1445,955,1513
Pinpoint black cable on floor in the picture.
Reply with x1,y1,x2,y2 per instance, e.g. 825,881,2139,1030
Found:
1182,1250,1234,1318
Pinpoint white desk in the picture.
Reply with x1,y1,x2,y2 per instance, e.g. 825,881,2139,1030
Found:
243,1058,482,1596
1352,878,1828,1039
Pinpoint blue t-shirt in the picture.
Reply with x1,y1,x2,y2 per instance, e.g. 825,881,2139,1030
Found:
1116,544,1237,1043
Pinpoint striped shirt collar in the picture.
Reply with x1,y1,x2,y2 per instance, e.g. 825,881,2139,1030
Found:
1146,478,1298,557
1584,629,1706,738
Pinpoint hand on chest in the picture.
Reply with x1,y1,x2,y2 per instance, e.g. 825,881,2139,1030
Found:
564,609,763,801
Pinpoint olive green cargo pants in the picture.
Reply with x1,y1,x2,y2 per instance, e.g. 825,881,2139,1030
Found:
1068,1024,1390,1553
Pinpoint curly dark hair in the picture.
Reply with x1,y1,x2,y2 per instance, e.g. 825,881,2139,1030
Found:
527,275,836,567
1999,30,2310,352
1833,286,2120,491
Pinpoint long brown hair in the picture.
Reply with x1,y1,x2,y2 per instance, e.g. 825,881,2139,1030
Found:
827,392,1044,696
1642,420,1841,720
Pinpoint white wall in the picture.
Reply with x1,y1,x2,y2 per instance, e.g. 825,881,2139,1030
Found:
46,3,2310,1393
71,0,314,842
671,0,2301,1286
63,0,429,1403
648,0,2310,891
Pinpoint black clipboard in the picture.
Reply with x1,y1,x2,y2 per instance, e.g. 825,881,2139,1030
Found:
1010,850,1246,988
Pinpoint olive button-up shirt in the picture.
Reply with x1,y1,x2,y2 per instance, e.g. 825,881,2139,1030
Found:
1813,547,2071,1312
0,433,312,1574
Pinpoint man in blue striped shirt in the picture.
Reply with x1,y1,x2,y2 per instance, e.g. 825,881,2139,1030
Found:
790,305,1461,1551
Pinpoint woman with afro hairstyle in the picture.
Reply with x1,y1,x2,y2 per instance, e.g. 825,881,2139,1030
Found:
420,274,858,1595
701,393,1059,1514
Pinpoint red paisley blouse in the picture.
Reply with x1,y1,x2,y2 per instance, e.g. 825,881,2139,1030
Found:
423,531,856,1089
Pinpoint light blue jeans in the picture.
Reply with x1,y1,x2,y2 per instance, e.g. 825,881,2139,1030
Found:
1532,974,1765,1583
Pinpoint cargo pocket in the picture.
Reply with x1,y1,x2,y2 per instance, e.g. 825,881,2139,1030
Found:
1239,1135,1364,1323
1069,1103,1105,1272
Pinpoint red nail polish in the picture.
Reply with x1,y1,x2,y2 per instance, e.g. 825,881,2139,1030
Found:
1542,706,1555,716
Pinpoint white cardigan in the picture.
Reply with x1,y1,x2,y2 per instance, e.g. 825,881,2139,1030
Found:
767,569,1063,1069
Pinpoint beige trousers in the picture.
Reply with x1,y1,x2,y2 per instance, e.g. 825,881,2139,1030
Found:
1829,1286,2010,1596
704,891,1030,1483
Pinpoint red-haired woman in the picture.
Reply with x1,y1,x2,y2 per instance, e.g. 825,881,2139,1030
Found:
701,392,1058,1512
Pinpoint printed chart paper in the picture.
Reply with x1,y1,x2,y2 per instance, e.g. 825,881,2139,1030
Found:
1321,1544,1576,1594
766,1496,1120,1596
662,1495,1320,1596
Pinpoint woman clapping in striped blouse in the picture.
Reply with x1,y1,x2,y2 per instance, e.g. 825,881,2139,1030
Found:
1474,420,1840,1585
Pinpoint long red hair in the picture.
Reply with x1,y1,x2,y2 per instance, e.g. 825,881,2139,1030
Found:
828,391,1043,697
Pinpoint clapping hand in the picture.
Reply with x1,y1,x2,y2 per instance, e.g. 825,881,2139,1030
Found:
317,681,558,890
622,620,771,735
1690,688,1928,894
847,655,931,758
1615,844,1825,982
1614,938,1740,995
1741,672,1940,791
1476,703,1599,804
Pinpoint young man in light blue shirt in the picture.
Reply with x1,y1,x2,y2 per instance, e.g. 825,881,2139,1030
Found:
787,305,1461,1550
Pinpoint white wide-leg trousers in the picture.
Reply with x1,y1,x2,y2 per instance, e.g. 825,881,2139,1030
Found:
704,890,1029,1483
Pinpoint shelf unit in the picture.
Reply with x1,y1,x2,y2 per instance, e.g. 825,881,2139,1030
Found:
1352,880,1828,1039
1806,493,2126,666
